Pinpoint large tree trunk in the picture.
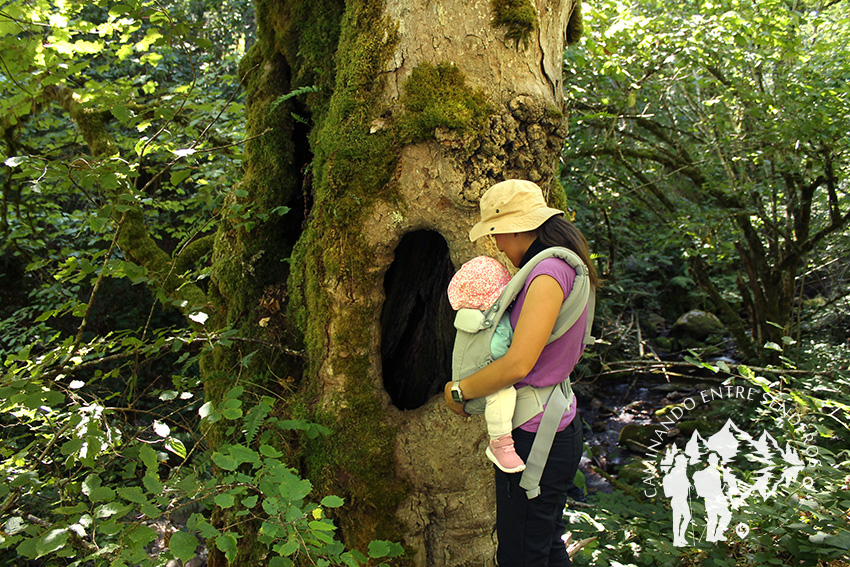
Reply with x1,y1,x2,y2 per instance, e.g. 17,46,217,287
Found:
208,0,580,564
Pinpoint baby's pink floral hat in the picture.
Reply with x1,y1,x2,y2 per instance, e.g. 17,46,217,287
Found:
447,256,512,311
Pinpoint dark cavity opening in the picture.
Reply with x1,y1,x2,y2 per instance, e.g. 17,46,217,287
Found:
381,230,456,410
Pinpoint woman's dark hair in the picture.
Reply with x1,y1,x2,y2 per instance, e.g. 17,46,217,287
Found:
537,216,599,288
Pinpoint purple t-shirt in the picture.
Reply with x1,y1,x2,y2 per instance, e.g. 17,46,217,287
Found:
508,257,588,432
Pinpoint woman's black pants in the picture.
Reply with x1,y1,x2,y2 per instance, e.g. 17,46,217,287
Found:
495,416,584,566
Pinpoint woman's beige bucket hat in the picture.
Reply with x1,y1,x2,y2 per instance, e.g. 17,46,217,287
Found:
468,179,564,242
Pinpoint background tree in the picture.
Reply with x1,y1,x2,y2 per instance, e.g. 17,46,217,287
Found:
562,0,850,361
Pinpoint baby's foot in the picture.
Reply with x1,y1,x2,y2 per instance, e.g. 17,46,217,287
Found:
486,434,526,473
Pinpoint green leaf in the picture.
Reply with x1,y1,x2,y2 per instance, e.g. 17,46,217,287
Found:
4,156,27,167
165,438,187,459
117,486,147,504
94,502,133,519
222,407,243,420
140,501,162,519
215,533,239,562
139,444,158,470
89,485,117,503
260,444,283,458
229,444,259,465
309,520,336,532
143,472,163,495
97,519,122,536
262,497,281,516
111,104,131,122
82,473,103,496
823,530,850,550
36,528,69,558
320,495,344,508
367,540,404,559
16,537,38,559
278,474,312,502
169,531,199,562
276,538,300,556
199,401,218,422
211,452,239,471
214,493,236,509
170,169,192,185
108,4,133,17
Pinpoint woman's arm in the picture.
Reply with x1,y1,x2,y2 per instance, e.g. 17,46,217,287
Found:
445,273,564,414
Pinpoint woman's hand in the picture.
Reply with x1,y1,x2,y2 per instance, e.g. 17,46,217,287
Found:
444,382,470,417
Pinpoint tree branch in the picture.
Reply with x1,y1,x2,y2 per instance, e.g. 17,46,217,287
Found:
690,256,759,360
43,83,212,322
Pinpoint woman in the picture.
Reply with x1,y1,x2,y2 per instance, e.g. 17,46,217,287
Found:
444,179,598,566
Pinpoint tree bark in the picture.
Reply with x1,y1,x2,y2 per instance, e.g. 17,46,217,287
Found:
211,0,581,564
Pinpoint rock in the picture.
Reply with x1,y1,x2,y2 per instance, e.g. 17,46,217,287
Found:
642,313,667,336
651,383,691,393
655,336,673,351
671,309,724,340
618,423,668,448
678,420,711,437
617,459,650,485
597,405,616,417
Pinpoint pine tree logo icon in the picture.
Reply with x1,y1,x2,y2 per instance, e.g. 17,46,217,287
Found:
659,418,807,546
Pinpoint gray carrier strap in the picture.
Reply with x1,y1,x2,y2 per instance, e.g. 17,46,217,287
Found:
519,381,572,499
461,379,574,428
549,252,595,347
510,379,574,430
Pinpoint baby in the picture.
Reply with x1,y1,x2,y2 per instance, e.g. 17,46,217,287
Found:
447,256,525,473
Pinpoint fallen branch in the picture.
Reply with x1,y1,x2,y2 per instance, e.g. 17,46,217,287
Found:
600,359,833,377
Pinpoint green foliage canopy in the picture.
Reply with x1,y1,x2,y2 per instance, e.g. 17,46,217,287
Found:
563,0,850,360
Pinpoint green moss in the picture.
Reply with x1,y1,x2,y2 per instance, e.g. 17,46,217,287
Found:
548,175,571,214
491,0,538,47
398,62,493,143
307,376,408,550
566,0,583,45
284,0,408,552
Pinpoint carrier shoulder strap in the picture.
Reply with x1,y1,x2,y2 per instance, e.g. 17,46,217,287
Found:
519,382,572,499
540,247,595,346
472,247,593,500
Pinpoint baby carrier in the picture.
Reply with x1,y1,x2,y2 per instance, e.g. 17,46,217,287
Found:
451,247,595,498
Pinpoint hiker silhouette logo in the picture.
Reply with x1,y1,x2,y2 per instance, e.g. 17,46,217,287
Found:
658,418,809,547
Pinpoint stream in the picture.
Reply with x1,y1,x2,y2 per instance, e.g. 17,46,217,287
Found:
573,372,720,496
